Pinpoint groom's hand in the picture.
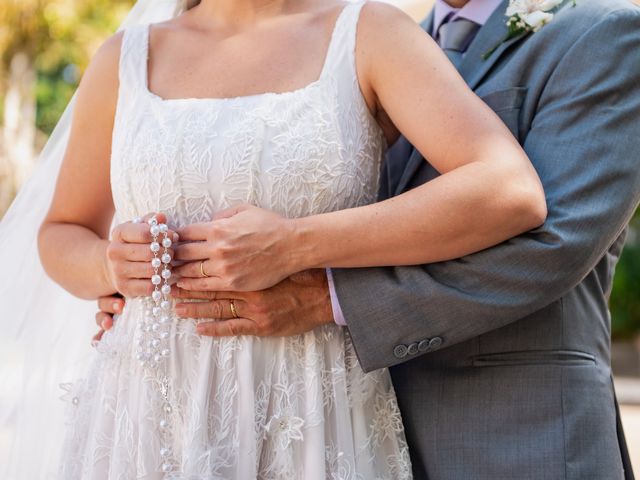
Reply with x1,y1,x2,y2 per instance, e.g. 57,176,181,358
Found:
174,269,335,337
91,294,124,344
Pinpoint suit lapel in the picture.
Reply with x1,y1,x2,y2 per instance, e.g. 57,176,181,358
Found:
461,0,573,89
459,0,525,90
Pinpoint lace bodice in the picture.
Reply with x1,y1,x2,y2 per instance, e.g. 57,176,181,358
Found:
110,3,385,227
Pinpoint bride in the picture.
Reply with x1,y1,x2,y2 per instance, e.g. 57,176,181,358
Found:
3,0,545,478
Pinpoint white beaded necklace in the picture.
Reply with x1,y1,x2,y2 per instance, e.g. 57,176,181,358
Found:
134,215,176,475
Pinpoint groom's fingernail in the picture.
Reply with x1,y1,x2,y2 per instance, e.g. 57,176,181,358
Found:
113,302,121,312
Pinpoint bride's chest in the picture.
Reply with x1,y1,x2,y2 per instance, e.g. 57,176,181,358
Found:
109,90,384,224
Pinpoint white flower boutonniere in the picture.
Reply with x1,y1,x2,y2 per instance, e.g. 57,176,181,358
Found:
483,0,566,60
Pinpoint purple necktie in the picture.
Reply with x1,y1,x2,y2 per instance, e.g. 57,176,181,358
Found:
437,15,480,67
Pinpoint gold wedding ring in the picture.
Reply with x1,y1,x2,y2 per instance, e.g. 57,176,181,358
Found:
229,299,239,318
199,260,210,278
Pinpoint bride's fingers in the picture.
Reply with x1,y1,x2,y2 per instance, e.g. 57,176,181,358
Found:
113,222,153,244
113,213,178,245
118,226,179,245
173,241,209,261
141,212,167,225
123,279,155,297
126,244,175,262
195,318,257,337
173,259,216,279
117,261,155,279
109,240,175,262
176,222,211,242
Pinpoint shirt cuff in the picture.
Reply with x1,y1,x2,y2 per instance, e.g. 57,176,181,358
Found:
326,268,347,326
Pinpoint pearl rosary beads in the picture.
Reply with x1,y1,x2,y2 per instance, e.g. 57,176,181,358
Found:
135,216,173,370
133,215,176,475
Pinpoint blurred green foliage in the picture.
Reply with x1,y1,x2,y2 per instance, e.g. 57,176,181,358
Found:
0,0,135,134
1,0,639,338
611,210,640,339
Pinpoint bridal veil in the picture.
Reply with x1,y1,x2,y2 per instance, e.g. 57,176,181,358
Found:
0,1,182,477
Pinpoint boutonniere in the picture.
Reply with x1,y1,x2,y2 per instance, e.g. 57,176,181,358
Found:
482,0,565,60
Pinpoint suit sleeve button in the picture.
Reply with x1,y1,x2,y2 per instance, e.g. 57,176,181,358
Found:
418,339,430,352
393,344,408,358
429,337,443,350
407,342,419,355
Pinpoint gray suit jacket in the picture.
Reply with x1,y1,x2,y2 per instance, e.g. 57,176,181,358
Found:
332,0,640,478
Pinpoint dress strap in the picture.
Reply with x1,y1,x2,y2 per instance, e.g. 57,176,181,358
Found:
118,24,149,97
319,1,367,81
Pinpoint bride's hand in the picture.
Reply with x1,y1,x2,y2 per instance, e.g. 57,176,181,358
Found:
173,204,300,292
104,212,178,297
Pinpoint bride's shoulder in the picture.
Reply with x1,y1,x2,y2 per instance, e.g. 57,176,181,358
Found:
72,31,123,120
358,1,420,42
86,30,124,82
96,30,125,60
356,1,431,57
355,1,436,77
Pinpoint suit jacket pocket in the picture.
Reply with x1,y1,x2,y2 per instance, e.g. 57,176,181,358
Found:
472,349,596,367
478,87,528,140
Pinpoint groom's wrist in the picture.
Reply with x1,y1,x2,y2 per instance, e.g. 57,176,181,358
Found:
326,268,347,326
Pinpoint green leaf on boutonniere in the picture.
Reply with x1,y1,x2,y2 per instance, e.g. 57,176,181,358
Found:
482,0,570,61
482,14,530,60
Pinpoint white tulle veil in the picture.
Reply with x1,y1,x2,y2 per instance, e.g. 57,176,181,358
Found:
0,1,183,477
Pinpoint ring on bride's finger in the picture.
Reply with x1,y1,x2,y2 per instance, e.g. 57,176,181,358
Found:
229,299,239,319
200,260,210,278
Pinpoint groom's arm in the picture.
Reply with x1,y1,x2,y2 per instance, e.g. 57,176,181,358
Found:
333,9,640,372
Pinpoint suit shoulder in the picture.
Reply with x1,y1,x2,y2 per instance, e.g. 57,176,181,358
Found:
553,0,640,31
530,0,640,54
571,0,639,17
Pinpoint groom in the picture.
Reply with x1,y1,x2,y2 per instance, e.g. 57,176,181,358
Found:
97,0,640,478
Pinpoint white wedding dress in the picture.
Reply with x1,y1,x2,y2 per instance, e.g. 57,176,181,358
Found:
57,3,412,479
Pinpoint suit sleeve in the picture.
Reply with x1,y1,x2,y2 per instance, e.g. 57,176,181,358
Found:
332,9,640,372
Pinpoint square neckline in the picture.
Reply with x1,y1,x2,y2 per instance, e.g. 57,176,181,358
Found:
142,2,355,104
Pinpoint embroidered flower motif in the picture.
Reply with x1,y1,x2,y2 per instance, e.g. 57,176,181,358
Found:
369,395,405,448
483,0,567,59
267,414,305,450
386,446,413,480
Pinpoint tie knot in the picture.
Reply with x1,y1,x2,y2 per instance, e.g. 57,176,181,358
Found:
438,18,480,53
